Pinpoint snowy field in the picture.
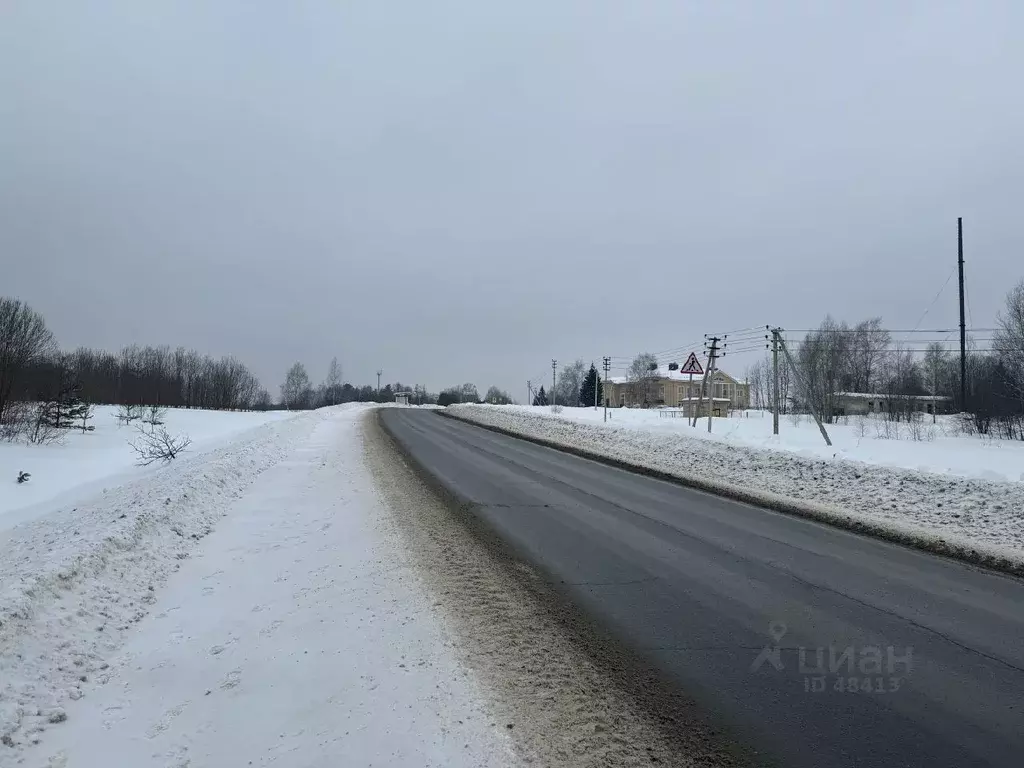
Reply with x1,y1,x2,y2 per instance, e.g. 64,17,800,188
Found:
0,405,515,766
507,405,1024,483
0,405,299,532
447,405,1024,572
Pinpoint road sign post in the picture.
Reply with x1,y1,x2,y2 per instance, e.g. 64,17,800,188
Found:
679,353,704,420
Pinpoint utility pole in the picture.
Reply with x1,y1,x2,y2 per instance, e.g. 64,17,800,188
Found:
527,380,532,407
692,338,719,428
932,355,938,424
551,359,557,408
772,328,780,435
777,335,832,446
958,217,967,413
706,337,720,433
592,361,598,409
377,369,383,396
602,357,611,422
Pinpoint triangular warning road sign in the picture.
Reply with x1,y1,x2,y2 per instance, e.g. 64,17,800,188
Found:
679,353,704,375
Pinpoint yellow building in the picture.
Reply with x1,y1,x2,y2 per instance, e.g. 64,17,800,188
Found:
603,367,749,415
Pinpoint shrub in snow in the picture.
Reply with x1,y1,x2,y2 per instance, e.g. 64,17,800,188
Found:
143,404,168,430
129,426,192,466
27,405,63,445
17,471,30,484
0,401,32,442
116,403,145,426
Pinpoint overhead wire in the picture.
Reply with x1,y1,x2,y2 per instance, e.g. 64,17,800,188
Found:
903,265,957,341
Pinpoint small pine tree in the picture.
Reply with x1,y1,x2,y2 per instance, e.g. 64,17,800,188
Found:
43,371,90,429
579,364,603,408
532,386,548,406
79,398,95,433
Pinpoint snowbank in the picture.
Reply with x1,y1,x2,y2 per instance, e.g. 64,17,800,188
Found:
446,405,1024,574
0,405,299,531
21,405,513,767
0,407,324,753
504,405,1024,483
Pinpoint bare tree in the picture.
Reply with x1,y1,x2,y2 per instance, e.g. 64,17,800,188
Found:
117,403,145,426
253,388,272,410
0,400,32,442
27,404,63,445
130,426,192,465
484,386,513,404
882,343,924,422
995,279,1024,400
459,382,480,403
746,360,767,410
281,363,312,409
143,404,168,430
324,356,343,405
627,353,659,407
796,317,852,423
0,298,57,424
555,359,587,407
847,318,891,392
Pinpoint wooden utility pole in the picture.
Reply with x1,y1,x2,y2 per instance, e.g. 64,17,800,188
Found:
706,338,721,433
772,328,781,435
602,357,611,422
958,217,967,412
527,380,532,407
692,338,719,428
777,336,832,446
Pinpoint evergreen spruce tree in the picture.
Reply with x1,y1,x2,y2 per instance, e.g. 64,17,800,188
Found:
579,363,603,408
532,385,548,406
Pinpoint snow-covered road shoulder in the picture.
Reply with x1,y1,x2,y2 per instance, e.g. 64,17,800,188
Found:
3,405,514,767
0,408,324,755
446,405,1024,576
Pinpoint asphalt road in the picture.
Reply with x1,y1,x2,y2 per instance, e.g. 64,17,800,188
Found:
380,408,1024,768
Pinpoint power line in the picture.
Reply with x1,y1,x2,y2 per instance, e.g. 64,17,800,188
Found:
905,265,957,339
783,327,997,334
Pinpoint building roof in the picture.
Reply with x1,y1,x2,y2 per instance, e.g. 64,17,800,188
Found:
607,366,743,386
834,392,952,402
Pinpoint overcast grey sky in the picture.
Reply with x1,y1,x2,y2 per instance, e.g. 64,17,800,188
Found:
2,1,1022,397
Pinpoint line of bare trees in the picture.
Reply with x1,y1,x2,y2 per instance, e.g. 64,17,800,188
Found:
1,297,269,432
744,279,1024,438
14,344,268,412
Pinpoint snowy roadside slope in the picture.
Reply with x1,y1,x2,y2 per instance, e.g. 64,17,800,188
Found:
499,405,1024,483
0,406,299,530
447,405,1024,573
0,407,327,753
30,405,513,768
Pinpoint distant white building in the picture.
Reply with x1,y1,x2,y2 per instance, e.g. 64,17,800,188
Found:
394,391,412,406
833,392,953,416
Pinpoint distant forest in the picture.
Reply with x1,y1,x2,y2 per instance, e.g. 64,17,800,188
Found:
0,296,443,430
